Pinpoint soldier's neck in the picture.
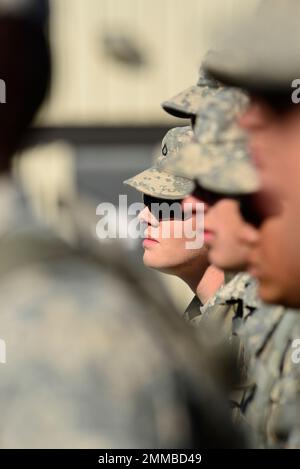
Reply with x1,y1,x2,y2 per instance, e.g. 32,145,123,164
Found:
179,263,224,305
195,265,224,304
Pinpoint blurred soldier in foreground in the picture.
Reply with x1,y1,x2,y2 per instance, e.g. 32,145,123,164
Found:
124,126,224,320
203,1,300,308
0,0,245,448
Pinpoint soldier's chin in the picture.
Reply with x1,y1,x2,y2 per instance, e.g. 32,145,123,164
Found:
142,252,180,275
143,251,166,271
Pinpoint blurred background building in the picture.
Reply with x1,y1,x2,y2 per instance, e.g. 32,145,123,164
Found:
17,0,260,308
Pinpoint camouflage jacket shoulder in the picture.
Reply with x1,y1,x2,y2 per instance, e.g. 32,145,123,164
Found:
213,272,253,305
191,273,253,332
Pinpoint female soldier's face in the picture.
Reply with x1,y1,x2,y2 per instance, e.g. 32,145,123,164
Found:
138,195,208,276
204,198,253,271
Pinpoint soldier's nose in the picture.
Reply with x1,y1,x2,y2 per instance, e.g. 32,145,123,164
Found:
138,206,159,227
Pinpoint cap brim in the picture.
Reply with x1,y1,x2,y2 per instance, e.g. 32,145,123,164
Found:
124,167,195,199
162,85,216,119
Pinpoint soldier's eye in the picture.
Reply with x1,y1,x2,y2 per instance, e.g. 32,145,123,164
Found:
239,192,283,228
239,200,263,228
252,92,293,115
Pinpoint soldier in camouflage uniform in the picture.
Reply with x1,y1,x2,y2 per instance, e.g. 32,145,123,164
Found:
194,148,300,448
162,88,300,447
0,0,247,449
201,5,300,446
160,88,254,329
196,159,300,449
160,66,249,323
159,88,257,420
124,126,224,320
203,1,300,311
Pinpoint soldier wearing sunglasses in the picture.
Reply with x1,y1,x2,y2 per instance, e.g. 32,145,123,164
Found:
124,126,224,320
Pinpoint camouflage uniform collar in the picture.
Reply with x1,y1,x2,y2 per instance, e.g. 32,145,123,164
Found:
215,272,251,303
183,295,203,322
243,277,259,310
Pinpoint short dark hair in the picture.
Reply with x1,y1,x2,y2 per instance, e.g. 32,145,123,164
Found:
0,17,51,171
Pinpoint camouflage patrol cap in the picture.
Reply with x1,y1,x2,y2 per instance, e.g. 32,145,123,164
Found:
161,88,260,195
203,3,300,92
161,65,221,119
124,126,195,199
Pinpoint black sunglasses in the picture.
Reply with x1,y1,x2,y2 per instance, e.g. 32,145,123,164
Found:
239,192,283,228
250,91,293,115
239,196,264,228
192,186,241,206
143,194,184,220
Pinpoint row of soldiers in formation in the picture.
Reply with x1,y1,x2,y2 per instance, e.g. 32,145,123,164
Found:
0,0,243,448
123,1,300,449
0,0,300,449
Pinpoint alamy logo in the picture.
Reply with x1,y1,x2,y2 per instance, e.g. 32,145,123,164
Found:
0,79,6,104
96,195,205,250
0,339,6,364
292,339,300,364
291,79,300,104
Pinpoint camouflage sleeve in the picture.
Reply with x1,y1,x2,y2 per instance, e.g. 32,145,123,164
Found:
267,311,300,449
242,308,300,448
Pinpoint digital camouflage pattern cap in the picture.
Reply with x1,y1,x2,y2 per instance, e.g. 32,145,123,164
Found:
124,126,195,199
161,64,222,119
161,88,260,195
203,2,300,92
